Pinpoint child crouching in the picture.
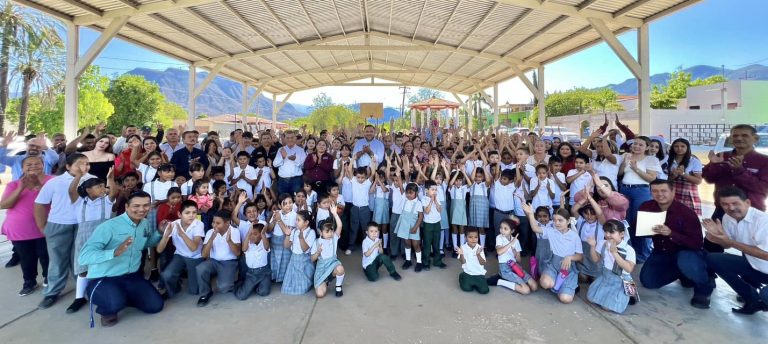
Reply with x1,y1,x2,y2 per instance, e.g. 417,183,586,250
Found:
489,218,539,294
362,223,402,282
456,228,489,294
586,220,636,313
234,223,272,300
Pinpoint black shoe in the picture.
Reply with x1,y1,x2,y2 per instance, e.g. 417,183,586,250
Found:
149,269,160,282
100,315,118,327
402,261,412,270
414,263,423,272
690,296,711,310
19,284,38,297
38,295,58,309
66,298,88,314
335,286,343,297
435,262,447,269
575,286,581,295
390,272,402,281
732,301,768,315
423,264,431,271
5,253,20,268
160,292,170,301
737,295,745,303
628,297,638,306
486,274,501,286
197,292,213,307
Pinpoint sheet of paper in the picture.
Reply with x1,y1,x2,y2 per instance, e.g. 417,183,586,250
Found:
634,211,667,236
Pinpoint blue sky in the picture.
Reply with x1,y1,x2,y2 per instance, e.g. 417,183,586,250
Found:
76,0,768,106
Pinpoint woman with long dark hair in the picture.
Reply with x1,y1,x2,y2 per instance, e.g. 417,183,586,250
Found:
666,138,703,216
557,142,577,175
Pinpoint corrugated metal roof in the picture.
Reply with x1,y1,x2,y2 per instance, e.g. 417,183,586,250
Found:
16,0,701,95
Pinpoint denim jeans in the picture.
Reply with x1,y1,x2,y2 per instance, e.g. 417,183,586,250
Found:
706,253,768,304
620,185,653,262
277,175,303,196
639,250,715,298
87,271,164,316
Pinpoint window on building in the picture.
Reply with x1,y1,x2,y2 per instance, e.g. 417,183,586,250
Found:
689,106,700,110
711,104,722,110
727,102,738,109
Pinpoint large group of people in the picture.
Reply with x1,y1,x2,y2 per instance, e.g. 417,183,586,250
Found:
1,115,767,328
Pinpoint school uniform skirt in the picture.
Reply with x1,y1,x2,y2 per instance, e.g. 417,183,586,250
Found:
373,198,390,224
73,219,108,275
450,198,468,226
281,253,315,295
314,256,341,288
577,241,601,278
542,255,579,296
270,235,291,282
440,203,449,230
498,261,533,285
534,236,552,275
468,195,489,228
587,267,630,314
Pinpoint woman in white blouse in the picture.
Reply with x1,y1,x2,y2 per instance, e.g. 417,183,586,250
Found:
618,136,662,263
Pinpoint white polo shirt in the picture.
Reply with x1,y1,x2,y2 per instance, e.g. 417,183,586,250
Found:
450,185,467,200
171,219,205,259
460,243,486,276
390,185,406,214
542,226,582,258
351,179,372,207
74,195,115,223
493,180,516,212
273,211,297,237
203,226,241,261
238,219,267,243
232,165,258,198
289,228,316,254
244,240,269,269
143,180,175,202
421,197,441,224
138,163,157,185
566,169,592,205
496,234,522,263
723,207,768,274
311,234,338,260
254,166,272,194
35,172,89,224
361,237,381,268
596,239,636,276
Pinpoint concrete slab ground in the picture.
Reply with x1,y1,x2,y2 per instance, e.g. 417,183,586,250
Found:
0,204,765,343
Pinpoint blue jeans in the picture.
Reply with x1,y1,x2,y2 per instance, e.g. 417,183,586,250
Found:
706,253,768,304
620,185,653,261
639,250,715,298
277,176,303,196
87,271,164,316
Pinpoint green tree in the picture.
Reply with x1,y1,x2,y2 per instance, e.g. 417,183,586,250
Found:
311,92,333,110
104,74,164,133
299,104,364,132
590,88,622,114
650,70,727,109
408,88,443,104
155,101,187,129
77,66,114,128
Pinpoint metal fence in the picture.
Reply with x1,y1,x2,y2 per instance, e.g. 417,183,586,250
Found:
669,123,733,145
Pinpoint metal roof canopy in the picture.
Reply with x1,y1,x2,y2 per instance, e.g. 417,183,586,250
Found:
14,0,701,136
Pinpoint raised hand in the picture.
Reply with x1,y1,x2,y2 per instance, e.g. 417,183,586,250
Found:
238,192,247,204
114,236,134,256
708,150,723,164
1,131,15,146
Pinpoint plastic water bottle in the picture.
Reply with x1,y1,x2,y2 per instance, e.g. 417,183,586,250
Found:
508,261,525,278
553,269,569,292
530,256,539,280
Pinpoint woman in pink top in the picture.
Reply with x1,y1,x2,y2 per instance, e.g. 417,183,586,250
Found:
1,156,53,296
574,171,629,222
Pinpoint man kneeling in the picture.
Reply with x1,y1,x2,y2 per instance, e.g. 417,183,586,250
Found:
78,191,164,327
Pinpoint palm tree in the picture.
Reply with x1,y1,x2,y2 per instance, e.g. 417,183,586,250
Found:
11,26,63,133
470,92,490,131
0,1,28,134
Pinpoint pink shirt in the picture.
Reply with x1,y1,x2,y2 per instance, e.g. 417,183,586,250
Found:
1,175,54,241
574,190,629,222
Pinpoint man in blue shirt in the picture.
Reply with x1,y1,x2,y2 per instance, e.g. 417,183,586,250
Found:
0,133,59,180
78,191,164,327
169,131,209,180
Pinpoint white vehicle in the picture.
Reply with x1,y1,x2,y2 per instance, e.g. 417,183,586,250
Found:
713,132,768,155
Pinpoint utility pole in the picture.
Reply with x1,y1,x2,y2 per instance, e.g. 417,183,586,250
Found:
399,86,409,131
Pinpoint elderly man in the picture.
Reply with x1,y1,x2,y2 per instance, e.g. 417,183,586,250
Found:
703,124,768,252
79,191,164,327
170,131,209,180
352,125,384,168
638,179,715,309
273,130,306,195
159,127,185,158
703,186,768,315
0,133,60,180
112,125,138,154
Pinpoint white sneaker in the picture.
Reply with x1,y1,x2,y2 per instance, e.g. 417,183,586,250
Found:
345,249,352,255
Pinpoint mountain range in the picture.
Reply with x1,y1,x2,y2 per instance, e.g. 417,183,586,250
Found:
125,64,768,119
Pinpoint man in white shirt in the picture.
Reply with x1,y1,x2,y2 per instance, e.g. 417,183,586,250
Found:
703,186,768,315
273,130,306,195
159,128,185,158
352,125,385,168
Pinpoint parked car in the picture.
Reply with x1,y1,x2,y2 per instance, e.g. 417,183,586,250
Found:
714,132,768,155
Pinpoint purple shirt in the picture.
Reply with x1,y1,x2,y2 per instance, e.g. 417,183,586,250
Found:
638,200,703,253
703,149,768,211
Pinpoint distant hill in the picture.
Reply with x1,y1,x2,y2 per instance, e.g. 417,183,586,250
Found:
603,64,768,95
124,68,306,121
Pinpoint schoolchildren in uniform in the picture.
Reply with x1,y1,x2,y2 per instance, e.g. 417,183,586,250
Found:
113,171,139,216
531,206,554,280
282,210,317,295
196,210,241,307
267,193,297,283
421,180,447,270
489,219,539,294
512,147,536,255
67,169,118,313
468,167,491,247
529,164,555,212
362,223,402,282
566,153,593,206
253,156,275,195
142,163,176,232
456,228,489,294
303,182,317,209
371,170,390,250
586,220,636,314
151,187,183,283
431,163,451,254
448,169,469,251
229,151,258,199
137,151,162,185
574,205,604,281
548,157,567,210
157,200,205,298
491,168,517,251
311,205,345,297
232,193,265,281
523,204,583,304
234,223,272,300
344,165,374,255
181,163,205,197
388,169,406,260
394,183,424,272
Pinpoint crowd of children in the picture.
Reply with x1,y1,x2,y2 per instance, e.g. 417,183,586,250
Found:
6,116,728,323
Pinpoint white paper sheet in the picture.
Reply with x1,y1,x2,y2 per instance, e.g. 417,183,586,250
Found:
635,211,667,236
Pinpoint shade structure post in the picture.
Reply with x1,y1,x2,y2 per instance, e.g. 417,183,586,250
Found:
241,82,248,131
493,83,499,128
271,93,277,131
638,23,651,135
63,22,79,139
187,65,196,130
537,65,546,131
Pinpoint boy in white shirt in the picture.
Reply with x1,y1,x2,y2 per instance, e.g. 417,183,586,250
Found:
344,166,374,255
547,157,567,209
234,223,271,300
388,171,406,260
362,223,402,281
422,180,447,270
253,156,274,194
196,210,241,307
228,151,258,199
456,228,489,294
158,201,205,298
